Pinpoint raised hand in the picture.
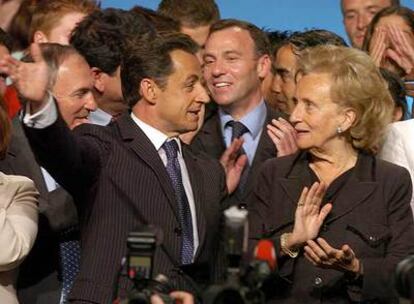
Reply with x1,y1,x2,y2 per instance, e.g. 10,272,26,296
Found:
368,27,387,67
387,25,414,77
0,43,49,108
287,182,332,249
267,117,298,157
220,138,248,194
304,238,361,274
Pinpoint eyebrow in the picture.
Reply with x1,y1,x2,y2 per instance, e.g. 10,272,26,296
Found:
184,75,199,85
70,87,91,97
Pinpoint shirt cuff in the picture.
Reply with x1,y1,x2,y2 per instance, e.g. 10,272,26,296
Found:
22,93,58,129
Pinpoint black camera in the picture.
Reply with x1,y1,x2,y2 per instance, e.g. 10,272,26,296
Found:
202,206,273,304
395,255,414,303
120,226,174,304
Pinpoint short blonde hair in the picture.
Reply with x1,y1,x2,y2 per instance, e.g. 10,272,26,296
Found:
29,0,99,41
298,45,393,153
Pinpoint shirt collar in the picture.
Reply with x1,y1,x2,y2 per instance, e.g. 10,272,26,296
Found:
219,100,267,139
130,112,182,153
88,108,113,126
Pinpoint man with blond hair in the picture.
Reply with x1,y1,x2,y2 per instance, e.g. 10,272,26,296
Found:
30,0,98,45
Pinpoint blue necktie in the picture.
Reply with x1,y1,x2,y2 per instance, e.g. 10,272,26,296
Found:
59,229,81,304
226,120,250,193
162,140,194,265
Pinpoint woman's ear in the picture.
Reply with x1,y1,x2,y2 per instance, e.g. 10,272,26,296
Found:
341,107,357,132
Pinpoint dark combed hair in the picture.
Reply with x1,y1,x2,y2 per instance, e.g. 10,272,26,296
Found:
288,29,348,53
157,0,220,27
362,6,414,52
380,68,407,120
209,19,271,57
130,5,180,33
0,96,11,159
266,30,291,56
70,8,155,75
0,28,13,51
121,32,199,108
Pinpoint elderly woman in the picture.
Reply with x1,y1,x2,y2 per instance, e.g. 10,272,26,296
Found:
0,97,38,304
249,45,414,303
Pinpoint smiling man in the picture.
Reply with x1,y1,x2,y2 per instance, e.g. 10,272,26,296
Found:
341,0,399,48
191,19,284,207
24,44,97,129
1,33,235,303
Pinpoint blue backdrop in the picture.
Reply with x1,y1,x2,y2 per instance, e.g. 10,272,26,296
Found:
101,0,414,45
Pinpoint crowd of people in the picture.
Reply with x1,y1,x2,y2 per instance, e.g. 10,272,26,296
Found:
0,0,413,303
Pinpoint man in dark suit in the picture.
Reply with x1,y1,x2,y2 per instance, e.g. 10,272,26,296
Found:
192,19,284,207
1,33,236,303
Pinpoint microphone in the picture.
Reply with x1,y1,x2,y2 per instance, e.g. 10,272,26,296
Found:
223,206,249,270
253,239,277,272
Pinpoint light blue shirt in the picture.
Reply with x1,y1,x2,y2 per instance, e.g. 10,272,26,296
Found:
406,96,413,120
88,108,113,126
219,100,267,165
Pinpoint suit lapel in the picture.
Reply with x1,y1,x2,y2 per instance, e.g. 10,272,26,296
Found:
242,105,284,201
116,115,180,222
195,113,226,159
278,152,378,226
325,153,377,224
182,147,206,260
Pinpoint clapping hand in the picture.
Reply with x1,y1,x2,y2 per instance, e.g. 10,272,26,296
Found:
385,25,414,77
369,27,388,67
220,138,248,194
267,117,298,158
285,182,332,250
304,238,361,274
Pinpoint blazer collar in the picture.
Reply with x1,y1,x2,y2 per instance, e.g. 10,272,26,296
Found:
116,113,180,222
280,151,377,224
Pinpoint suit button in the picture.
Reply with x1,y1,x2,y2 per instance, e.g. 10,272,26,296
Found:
322,224,328,232
238,203,247,209
314,276,323,287
174,227,182,236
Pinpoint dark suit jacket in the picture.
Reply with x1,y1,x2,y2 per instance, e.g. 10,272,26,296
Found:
248,151,414,303
0,118,77,304
191,103,283,206
24,113,227,304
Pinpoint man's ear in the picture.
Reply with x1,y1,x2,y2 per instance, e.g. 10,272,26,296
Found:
257,54,272,79
33,30,49,43
140,78,158,105
91,67,105,93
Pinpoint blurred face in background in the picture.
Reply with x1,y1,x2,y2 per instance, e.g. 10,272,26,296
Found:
270,44,298,114
374,14,414,77
0,45,10,96
342,0,392,48
34,12,86,45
